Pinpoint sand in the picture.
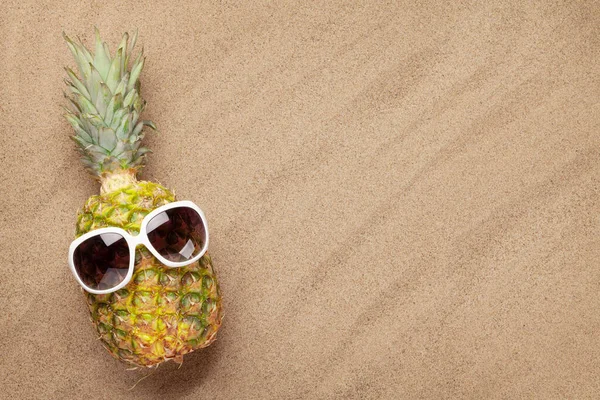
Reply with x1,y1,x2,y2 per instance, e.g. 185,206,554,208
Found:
1,1,599,399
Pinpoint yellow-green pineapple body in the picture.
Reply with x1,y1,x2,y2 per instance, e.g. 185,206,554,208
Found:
76,181,222,367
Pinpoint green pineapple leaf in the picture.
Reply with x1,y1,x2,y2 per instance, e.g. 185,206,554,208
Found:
64,29,157,177
93,27,111,79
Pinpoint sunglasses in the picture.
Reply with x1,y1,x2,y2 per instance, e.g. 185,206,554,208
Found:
68,200,209,294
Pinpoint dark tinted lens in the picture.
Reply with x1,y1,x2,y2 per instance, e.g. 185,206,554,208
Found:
73,233,130,291
146,206,206,263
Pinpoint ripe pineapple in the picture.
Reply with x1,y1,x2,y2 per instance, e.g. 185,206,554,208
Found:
63,29,222,367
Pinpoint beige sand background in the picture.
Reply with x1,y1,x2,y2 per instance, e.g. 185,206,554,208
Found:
1,1,599,399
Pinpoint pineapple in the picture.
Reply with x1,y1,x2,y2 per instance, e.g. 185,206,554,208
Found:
63,29,222,367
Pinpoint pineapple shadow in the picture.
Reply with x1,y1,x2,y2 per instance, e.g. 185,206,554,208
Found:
129,341,223,396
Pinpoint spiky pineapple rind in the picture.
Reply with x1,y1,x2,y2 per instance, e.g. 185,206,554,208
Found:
77,181,223,367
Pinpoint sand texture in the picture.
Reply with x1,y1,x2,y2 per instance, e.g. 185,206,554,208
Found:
1,1,599,399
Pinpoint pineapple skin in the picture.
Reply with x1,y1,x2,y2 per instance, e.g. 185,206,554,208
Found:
75,180,222,367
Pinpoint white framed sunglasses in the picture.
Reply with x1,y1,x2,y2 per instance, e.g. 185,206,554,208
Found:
68,200,209,295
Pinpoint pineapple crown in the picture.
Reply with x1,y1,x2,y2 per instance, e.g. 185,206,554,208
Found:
63,28,157,178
